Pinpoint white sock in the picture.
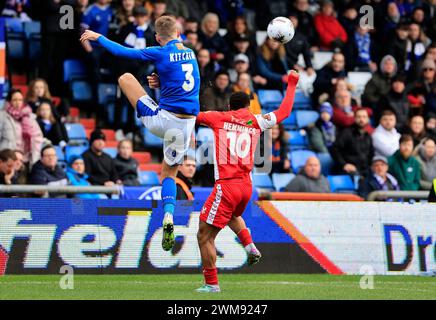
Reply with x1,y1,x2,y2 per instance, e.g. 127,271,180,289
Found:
244,243,257,253
163,212,173,222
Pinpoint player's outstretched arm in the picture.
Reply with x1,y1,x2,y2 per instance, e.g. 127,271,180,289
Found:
80,30,143,60
273,70,299,124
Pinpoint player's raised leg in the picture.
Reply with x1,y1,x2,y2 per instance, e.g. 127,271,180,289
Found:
118,72,178,251
196,221,221,293
228,216,261,265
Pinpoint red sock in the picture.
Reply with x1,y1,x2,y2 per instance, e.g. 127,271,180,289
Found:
203,267,218,285
237,228,253,247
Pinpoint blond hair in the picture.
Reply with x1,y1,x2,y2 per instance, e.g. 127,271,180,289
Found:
155,15,178,39
260,38,286,61
26,78,52,103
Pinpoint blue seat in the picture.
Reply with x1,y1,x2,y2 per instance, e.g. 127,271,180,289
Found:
142,128,163,148
63,59,87,82
53,146,65,162
252,173,274,190
71,80,92,102
5,18,23,33
272,173,295,191
196,127,214,144
293,90,312,109
65,145,88,164
23,21,41,39
6,36,25,59
258,89,283,109
327,175,355,193
296,110,319,128
28,35,41,61
103,148,117,158
288,130,308,150
317,152,334,176
281,112,297,130
139,171,160,186
290,150,316,173
65,123,87,142
98,83,117,105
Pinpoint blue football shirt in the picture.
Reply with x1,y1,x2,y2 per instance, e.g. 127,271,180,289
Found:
98,37,200,116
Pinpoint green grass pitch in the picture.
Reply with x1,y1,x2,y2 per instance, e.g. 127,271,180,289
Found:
1,274,435,300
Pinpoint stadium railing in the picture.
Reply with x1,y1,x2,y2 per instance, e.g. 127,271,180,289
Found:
367,190,430,201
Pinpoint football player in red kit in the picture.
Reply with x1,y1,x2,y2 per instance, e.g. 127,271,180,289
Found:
195,71,299,293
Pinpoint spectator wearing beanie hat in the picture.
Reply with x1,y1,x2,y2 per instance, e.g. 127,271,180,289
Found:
66,155,100,199
308,102,336,154
82,129,120,186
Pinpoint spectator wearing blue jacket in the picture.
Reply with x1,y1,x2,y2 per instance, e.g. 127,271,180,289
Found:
256,37,289,90
66,155,100,199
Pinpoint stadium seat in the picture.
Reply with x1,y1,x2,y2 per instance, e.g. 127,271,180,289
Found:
132,152,152,164
290,150,316,173
15,84,28,97
288,130,308,150
281,112,297,130
317,152,334,176
23,21,41,39
53,146,65,162
252,173,274,190
142,128,163,148
312,51,333,70
98,83,117,105
69,107,80,118
196,127,214,144
296,110,319,128
139,171,160,186
65,145,88,163
79,118,96,130
347,71,373,96
293,90,312,109
6,35,25,60
258,90,283,110
5,18,23,33
71,80,92,102
63,59,87,82
327,175,355,193
104,140,119,148
11,74,27,85
272,173,295,191
103,148,117,158
65,123,87,143
139,163,162,174
101,129,116,141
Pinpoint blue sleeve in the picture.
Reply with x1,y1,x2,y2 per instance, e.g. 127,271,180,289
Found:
98,36,159,61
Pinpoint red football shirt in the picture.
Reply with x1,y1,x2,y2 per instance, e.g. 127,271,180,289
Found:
196,108,277,181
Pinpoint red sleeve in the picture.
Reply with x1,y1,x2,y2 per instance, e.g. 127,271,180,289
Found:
196,111,221,128
273,71,299,123
337,21,348,43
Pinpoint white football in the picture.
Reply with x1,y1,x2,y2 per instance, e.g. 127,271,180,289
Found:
267,17,295,44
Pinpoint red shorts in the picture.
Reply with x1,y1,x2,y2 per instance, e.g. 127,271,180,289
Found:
200,180,252,229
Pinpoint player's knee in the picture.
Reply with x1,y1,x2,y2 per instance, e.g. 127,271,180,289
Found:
118,73,134,86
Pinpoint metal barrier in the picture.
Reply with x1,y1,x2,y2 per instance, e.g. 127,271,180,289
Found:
367,190,430,201
265,192,363,201
0,185,120,195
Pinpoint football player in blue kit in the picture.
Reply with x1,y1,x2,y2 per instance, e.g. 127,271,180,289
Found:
81,15,200,252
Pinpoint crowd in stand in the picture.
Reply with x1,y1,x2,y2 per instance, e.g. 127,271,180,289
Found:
1,0,436,200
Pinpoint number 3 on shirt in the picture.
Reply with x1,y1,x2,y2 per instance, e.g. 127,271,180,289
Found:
182,63,194,92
